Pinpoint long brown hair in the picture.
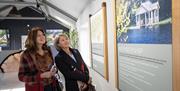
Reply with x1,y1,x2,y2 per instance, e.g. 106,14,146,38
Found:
25,27,48,52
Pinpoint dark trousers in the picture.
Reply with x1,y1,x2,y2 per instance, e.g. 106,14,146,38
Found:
44,84,62,91
44,84,53,91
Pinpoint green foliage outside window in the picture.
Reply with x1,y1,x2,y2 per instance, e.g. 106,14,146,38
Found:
65,29,79,49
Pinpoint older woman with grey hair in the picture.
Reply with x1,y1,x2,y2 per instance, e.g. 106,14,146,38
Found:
54,34,92,91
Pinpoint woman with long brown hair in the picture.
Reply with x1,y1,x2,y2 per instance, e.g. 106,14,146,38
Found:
18,27,61,91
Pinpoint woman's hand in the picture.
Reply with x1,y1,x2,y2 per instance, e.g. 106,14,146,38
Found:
88,77,92,84
78,81,88,90
50,65,57,73
40,71,56,78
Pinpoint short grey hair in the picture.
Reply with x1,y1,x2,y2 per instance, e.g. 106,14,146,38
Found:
54,34,69,51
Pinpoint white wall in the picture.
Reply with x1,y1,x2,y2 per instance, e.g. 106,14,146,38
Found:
76,0,118,91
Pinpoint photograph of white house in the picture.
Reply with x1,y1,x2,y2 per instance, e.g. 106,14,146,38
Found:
116,0,172,44
136,1,160,27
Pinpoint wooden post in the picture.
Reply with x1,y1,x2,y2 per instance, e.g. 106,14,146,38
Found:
102,2,109,81
172,0,180,91
112,0,119,88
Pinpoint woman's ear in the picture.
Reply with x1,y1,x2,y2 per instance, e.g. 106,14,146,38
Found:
58,43,61,47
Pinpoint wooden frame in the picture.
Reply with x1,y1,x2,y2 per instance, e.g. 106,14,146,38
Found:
112,0,119,88
89,2,108,80
102,2,109,81
172,0,180,91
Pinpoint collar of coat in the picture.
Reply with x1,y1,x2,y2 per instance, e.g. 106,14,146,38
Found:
58,48,83,71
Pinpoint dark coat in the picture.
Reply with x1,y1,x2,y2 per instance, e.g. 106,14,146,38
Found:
55,48,89,91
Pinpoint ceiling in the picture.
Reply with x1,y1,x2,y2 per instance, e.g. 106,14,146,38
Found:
0,0,91,28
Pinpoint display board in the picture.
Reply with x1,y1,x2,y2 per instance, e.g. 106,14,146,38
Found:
90,9,105,77
115,0,172,91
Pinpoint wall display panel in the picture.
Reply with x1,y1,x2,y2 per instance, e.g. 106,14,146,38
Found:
21,35,27,50
90,9,105,77
46,29,63,46
0,29,9,47
115,0,172,91
90,2,108,80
